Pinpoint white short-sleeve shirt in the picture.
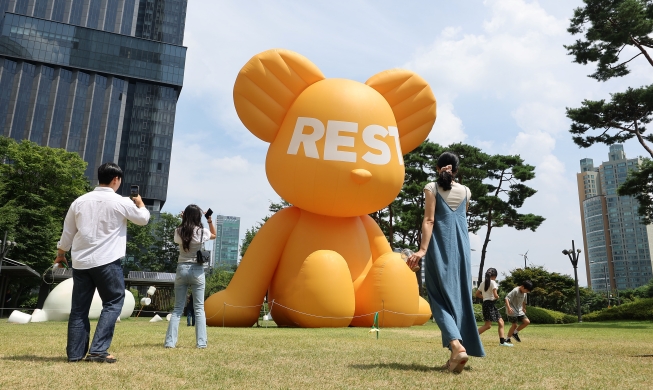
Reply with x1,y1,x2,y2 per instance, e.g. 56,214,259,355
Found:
174,227,212,263
481,280,499,301
424,181,471,210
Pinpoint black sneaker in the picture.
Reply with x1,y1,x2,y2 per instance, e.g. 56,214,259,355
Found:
505,338,511,343
513,333,521,342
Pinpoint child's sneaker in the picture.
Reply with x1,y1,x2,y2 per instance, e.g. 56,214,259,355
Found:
505,338,511,343
513,333,521,342
499,342,514,347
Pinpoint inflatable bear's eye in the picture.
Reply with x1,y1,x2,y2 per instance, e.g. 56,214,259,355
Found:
233,49,325,143
366,70,436,154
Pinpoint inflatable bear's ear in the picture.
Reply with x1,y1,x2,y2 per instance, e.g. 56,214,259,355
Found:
233,49,326,143
366,70,436,154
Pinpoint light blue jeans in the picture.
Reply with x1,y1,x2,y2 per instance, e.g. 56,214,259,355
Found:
164,263,207,348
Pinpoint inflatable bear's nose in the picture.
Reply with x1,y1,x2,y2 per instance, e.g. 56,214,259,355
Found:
350,169,372,184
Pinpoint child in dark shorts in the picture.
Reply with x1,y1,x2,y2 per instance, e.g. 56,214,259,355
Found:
505,280,533,343
475,268,512,346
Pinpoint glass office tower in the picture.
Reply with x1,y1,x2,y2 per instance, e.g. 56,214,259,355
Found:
577,145,653,291
0,0,187,212
214,215,240,268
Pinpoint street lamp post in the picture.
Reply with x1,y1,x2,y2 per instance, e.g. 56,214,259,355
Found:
562,240,582,323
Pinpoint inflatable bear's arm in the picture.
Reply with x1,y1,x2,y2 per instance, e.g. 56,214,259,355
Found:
226,206,301,299
360,214,392,262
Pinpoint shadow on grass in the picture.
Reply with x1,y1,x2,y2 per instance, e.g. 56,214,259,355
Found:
1,355,67,363
350,362,470,373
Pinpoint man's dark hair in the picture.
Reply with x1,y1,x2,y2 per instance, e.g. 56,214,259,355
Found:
97,162,123,185
521,280,534,292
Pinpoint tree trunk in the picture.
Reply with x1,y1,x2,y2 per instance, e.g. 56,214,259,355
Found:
388,204,393,247
477,223,492,294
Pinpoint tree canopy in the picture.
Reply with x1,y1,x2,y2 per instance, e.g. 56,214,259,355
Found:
372,141,544,287
125,212,181,273
566,0,653,218
0,137,90,304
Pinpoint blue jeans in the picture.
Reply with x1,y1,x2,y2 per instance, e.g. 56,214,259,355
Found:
67,259,125,360
165,263,206,348
187,309,195,326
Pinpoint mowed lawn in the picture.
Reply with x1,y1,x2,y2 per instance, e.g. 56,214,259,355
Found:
1,318,653,389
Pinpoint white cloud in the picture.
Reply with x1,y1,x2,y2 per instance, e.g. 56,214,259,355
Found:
429,100,468,146
509,130,555,158
404,0,596,282
482,0,567,36
163,139,279,249
511,102,567,136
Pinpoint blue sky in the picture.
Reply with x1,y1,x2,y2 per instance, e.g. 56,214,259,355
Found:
163,0,653,285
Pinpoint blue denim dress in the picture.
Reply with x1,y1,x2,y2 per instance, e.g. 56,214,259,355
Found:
425,191,485,357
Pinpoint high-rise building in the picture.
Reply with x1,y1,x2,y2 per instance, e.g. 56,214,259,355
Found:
0,0,187,213
214,215,240,268
577,144,653,292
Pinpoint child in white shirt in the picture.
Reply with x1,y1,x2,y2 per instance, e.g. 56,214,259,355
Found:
475,268,512,347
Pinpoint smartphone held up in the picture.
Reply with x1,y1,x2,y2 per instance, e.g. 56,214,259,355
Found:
130,185,139,199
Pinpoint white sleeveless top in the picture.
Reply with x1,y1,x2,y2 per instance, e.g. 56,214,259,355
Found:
424,182,471,211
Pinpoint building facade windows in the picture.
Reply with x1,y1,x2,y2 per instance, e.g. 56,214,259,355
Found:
0,1,187,210
577,145,653,292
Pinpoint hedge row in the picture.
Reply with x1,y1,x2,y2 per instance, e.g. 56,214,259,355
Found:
583,298,653,322
473,304,577,324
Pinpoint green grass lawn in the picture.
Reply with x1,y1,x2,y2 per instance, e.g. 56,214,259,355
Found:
1,319,653,389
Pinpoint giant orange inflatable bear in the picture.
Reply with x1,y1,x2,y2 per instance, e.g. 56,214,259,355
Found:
205,49,436,327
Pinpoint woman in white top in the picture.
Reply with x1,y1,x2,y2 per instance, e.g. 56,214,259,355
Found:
164,204,216,349
475,268,512,346
407,151,485,373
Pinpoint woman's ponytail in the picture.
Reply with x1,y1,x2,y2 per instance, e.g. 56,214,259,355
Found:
483,267,498,292
436,152,460,191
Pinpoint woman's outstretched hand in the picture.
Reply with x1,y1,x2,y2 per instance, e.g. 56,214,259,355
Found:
407,250,425,271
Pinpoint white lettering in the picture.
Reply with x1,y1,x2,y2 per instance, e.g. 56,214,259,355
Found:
388,126,403,166
286,117,403,165
362,125,391,165
324,120,357,163
287,117,325,159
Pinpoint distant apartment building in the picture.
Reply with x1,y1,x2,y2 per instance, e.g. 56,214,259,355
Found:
577,144,653,291
213,215,240,268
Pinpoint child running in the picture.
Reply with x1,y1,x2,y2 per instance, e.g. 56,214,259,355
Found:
505,280,533,343
476,268,512,347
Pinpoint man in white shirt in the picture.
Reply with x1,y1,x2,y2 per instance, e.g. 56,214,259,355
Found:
55,162,150,363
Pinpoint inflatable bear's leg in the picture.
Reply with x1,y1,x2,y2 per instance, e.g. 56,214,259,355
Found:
270,250,355,328
351,252,423,327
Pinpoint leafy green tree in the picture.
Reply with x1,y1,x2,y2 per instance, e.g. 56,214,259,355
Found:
500,266,580,314
204,266,235,298
240,221,264,258
125,221,155,273
373,141,491,251
374,141,544,288
566,0,653,218
240,199,289,258
126,212,181,273
474,155,545,290
0,137,90,304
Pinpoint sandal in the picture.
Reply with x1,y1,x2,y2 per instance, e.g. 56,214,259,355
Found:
84,353,117,363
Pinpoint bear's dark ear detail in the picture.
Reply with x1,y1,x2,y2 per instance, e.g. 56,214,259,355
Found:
366,70,436,154
234,49,325,143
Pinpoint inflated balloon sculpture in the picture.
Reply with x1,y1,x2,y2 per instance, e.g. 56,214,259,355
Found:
205,49,436,327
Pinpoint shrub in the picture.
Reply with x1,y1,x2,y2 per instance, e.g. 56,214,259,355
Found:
18,295,38,310
517,306,577,324
583,298,653,322
474,303,576,324
473,304,483,322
